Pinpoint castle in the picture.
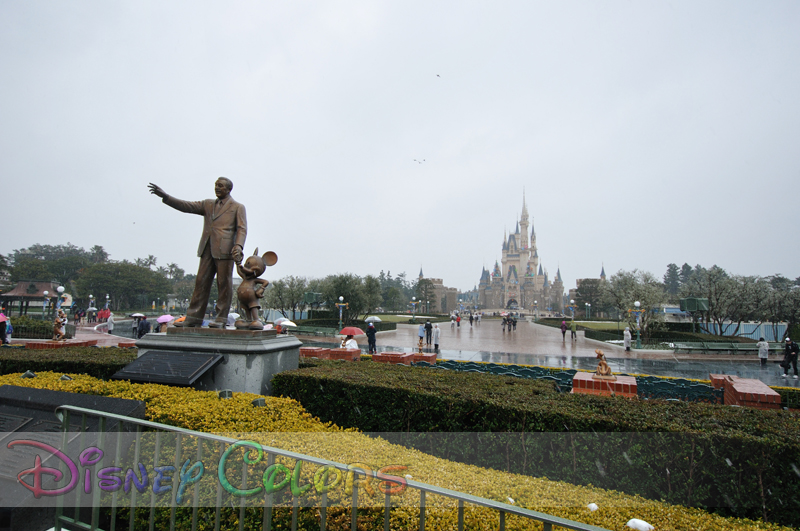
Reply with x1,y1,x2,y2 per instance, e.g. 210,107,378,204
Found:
478,193,564,312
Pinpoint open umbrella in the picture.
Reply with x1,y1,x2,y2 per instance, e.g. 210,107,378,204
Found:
280,321,297,327
129,313,145,318
157,314,175,324
365,316,382,323
274,317,290,325
0,314,7,323
340,326,365,336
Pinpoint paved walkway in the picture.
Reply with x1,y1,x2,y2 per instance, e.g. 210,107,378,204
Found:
304,319,799,387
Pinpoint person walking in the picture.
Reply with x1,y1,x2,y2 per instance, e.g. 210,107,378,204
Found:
107,312,115,335
570,320,577,341
132,317,139,338
512,317,517,331
623,327,632,352
137,316,151,339
781,337,799,379
502,316,506,333
456,315,461,328
366,323,377,354
560,320,567,342
469,313,474,326
450,314,455,329
424,320,433,345
757,337,769,367
0,315,7,345
433,324,441,352
418,323,425,348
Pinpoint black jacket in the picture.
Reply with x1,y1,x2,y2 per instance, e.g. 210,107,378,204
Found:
366,327,376,341
785,341,799,358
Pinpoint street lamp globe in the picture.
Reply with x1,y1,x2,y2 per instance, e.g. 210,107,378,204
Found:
570,299,574,304
57,286,65,295
339,296,344,302
44,291,49,297
634,301,640,308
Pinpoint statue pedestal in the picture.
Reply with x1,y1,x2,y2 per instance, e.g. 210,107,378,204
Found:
572,372,637,398
135,328,301,396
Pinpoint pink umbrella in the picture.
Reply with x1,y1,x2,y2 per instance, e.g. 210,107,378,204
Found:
157,314,175,324
0,314,7,323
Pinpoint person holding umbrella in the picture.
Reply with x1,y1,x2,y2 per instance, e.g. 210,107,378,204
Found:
366,322,377,354
339,326,364,351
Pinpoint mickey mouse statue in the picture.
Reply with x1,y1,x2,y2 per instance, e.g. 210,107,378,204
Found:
235,248,278,330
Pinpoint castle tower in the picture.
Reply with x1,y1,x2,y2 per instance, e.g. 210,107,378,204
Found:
520,192,529,250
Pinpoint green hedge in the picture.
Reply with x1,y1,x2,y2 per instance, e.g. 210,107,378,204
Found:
273,361,800,526
0,346,137,379
298,319,397,332
9,315,75,339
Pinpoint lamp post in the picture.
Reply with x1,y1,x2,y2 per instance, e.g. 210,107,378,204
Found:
629,301,644,349
56,286,65,309
105,294,110,310
335,296,348,331
534,300,538,321
43,290,50,317
410,297,418,322
566,299,577,320
585,302,591,319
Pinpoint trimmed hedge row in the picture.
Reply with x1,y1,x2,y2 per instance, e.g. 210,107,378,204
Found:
0,346,136,379
273,360,800,526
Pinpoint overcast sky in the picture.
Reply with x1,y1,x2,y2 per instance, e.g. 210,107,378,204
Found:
2,1,799,292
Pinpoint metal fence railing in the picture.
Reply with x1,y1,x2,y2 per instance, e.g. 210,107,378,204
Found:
51,405,610,531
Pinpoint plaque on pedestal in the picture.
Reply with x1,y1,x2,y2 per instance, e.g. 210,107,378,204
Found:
135,328,301,396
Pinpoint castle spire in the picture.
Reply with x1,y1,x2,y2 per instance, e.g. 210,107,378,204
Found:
521,189,529,221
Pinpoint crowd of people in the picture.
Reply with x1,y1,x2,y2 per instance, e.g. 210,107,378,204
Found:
72,307,113,326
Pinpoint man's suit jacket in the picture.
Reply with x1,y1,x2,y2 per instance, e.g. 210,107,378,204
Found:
162,195,247,259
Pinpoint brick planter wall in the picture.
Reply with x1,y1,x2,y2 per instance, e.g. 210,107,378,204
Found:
372,352,414,365
571,373,637,398
299,347,331,359
328,348,361,361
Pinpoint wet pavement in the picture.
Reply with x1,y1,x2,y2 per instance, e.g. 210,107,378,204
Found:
305,319,800,388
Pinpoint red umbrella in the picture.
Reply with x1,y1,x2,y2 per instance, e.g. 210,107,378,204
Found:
340,326,365,336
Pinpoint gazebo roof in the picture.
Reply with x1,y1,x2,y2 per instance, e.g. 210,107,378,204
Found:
0,280,60,299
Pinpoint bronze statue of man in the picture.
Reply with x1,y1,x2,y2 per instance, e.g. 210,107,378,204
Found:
148,178,247,327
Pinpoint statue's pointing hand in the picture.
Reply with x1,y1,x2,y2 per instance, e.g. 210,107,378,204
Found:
148,183,167,199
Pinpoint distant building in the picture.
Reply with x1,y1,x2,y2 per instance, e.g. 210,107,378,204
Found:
477,193,564,311
417,269,458,314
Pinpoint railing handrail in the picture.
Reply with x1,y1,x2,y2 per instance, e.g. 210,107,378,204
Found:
55,404,610,531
